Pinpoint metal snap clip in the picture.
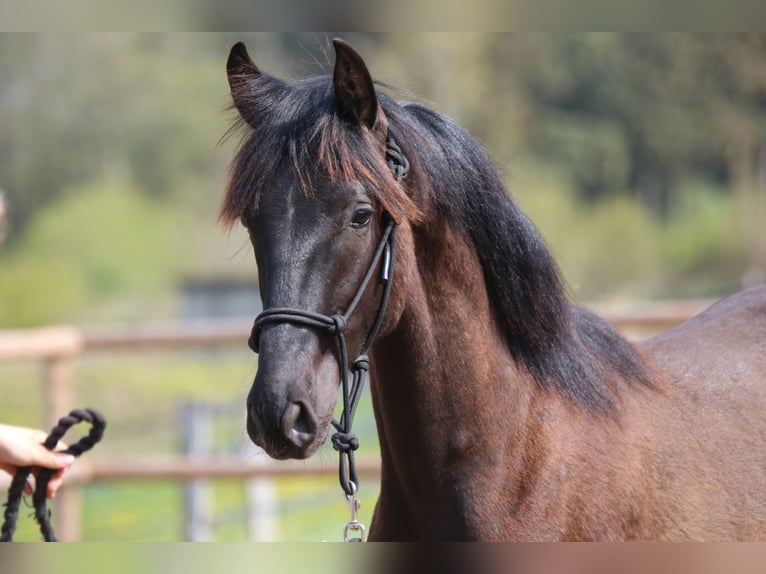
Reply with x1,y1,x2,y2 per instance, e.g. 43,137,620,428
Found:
342,484,365,542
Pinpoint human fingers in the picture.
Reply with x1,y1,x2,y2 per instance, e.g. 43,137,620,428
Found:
0,424,68,468
46,467,68,499
34,448,75,472
26,456,73,499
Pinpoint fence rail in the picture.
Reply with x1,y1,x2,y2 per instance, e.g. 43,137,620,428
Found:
0,299,714,540
67,457,383,484
0,299,715,362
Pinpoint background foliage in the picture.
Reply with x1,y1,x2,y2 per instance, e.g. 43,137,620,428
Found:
1,33,765,329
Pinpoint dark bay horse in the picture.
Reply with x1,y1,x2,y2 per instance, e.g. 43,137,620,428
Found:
220,39,766,541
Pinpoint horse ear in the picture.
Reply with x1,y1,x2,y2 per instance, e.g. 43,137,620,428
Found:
227,42,260,88
332,38,379,130
227,42,262,122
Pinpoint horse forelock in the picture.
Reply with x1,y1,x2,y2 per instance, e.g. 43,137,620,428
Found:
219,77,422,229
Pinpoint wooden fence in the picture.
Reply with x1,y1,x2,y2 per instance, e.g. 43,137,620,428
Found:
0,299,712,540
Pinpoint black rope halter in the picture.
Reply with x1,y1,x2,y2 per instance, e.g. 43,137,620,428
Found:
1,408,106,542
248,136,409,497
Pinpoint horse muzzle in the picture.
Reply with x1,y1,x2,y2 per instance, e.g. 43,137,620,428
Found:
247,395,322,460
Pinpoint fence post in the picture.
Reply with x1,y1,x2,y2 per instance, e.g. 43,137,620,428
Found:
243,440,278,541
43,355,80,542
182,402,214,541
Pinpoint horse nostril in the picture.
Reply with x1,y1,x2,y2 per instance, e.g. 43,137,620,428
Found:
281,402,317,447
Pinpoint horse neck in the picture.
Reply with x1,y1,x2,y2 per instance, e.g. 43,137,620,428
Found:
369,217,543,536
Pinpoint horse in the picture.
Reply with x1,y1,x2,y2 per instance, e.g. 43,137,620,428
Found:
220,38,766,541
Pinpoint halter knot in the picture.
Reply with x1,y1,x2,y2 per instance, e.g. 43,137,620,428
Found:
352,355,370,372
328,314,347,334
386,137,410,183
331,431,360,452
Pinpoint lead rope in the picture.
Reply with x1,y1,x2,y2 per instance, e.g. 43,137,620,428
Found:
1,408,106,542
248,136,409,542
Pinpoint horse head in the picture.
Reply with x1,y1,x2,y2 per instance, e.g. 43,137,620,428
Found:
224,39,412,461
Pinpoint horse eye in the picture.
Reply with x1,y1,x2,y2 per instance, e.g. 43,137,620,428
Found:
351,207,373,228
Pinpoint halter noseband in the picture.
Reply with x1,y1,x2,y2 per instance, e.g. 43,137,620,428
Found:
248,137,409,499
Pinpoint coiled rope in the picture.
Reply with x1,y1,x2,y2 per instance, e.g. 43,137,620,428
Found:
1,408,106,542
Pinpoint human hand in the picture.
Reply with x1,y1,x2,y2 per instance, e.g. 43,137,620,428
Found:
0,423,75,498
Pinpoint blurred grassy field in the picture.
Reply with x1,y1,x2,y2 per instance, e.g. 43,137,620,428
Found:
0,349,380,542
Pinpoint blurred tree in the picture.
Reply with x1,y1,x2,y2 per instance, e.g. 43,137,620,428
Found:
0,180,186,326
0,33,228,242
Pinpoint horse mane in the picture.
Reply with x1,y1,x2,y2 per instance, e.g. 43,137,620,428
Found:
382,99,656,410
220,74,655,411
